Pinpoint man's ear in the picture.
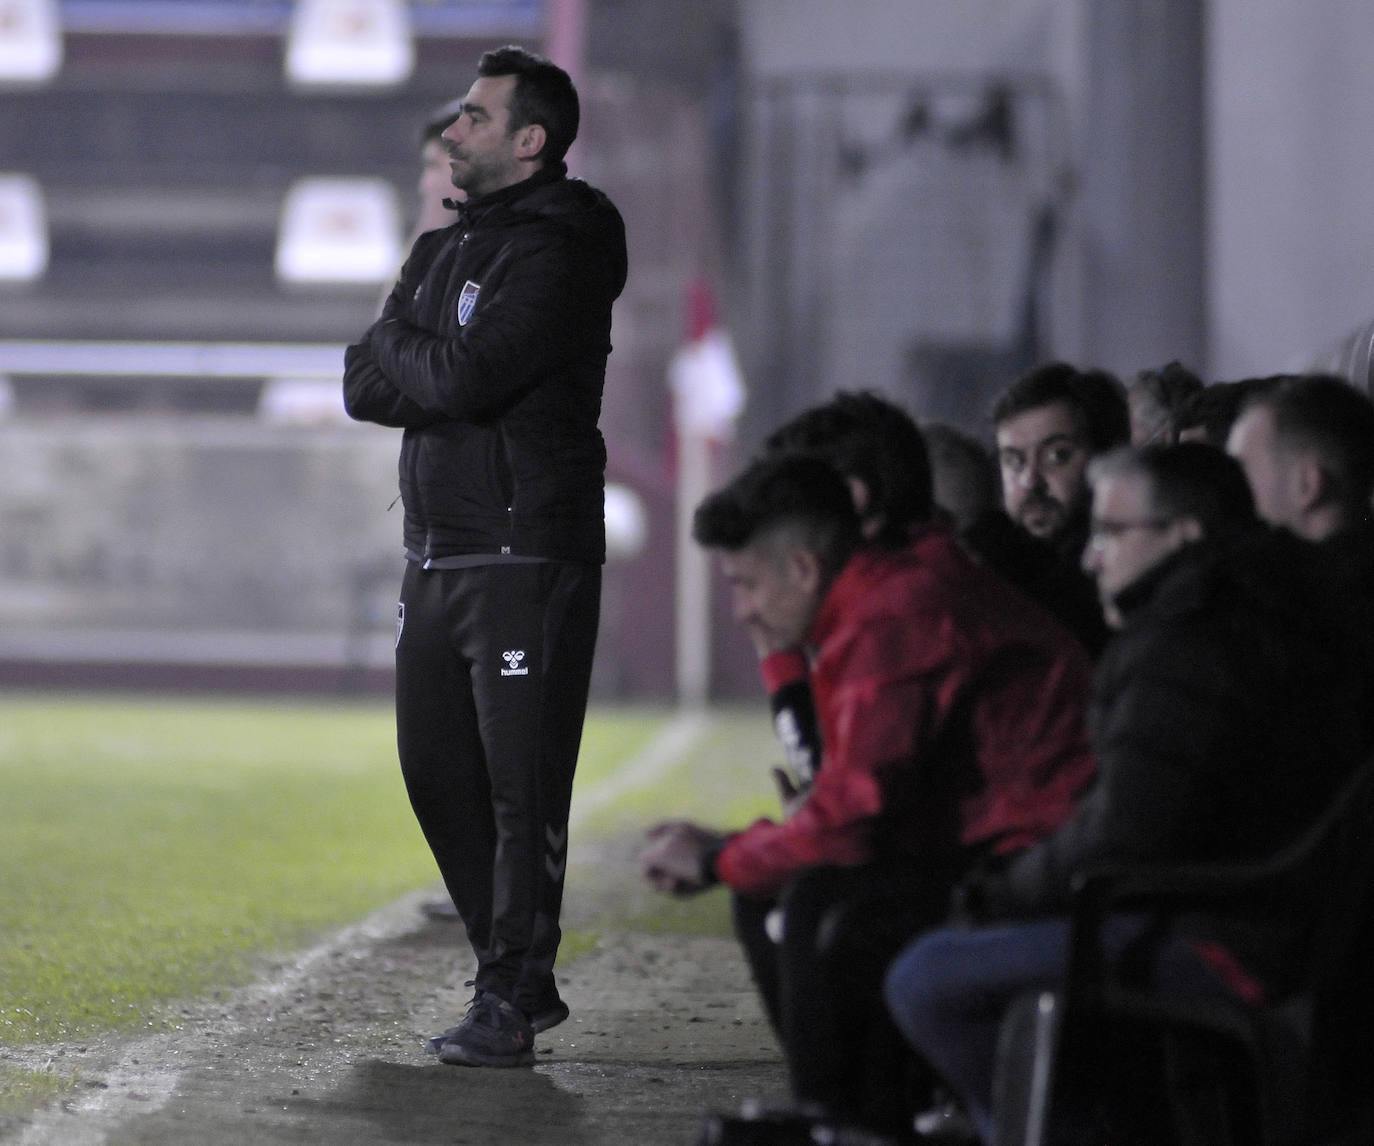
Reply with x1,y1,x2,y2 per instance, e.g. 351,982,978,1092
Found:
1291,452,1328,513
846,476,871,517
514,123,546,161
784,546,824,596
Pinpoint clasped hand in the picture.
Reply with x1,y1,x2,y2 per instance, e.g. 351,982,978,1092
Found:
638,820,725,897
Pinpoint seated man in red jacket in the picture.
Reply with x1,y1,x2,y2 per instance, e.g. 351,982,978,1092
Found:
640,449,1096,1142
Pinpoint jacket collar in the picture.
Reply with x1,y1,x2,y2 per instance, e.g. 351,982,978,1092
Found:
1110,542,1203,622
1050,500,1091,565
447,162,569,221
1111,522,1314,624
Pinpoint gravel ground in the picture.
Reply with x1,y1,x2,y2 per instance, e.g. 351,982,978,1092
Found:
0,835,788,1146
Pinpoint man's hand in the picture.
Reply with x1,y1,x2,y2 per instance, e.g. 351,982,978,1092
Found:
638,820,726,896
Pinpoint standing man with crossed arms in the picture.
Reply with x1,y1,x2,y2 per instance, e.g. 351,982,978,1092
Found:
343,45,627,1068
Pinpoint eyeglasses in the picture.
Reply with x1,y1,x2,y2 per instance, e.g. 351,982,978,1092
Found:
1086,517,1176,548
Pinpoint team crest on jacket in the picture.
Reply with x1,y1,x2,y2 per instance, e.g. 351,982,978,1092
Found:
457,280,481,326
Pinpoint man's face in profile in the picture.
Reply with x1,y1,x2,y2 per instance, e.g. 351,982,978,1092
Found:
442,74,527,198
1226,404,1304,532
718,533,822,656
1082,469,1195,627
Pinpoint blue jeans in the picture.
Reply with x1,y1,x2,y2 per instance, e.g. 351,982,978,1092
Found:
883,916,1232,1144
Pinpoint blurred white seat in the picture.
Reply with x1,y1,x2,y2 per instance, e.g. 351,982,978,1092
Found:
285,0,413,88
0,0,61,84
0,173,48,281
274,176,401,285
258,377,351,426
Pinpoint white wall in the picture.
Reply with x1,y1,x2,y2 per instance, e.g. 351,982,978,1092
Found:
739,0,1063,77
736,0,1374,383
1208,0,1374,377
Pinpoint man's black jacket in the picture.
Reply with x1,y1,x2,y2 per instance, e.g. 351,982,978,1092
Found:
969,525,1371,990
343,164,628,565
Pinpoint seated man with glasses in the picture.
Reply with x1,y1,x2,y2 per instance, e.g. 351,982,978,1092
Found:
883,442,1372,1145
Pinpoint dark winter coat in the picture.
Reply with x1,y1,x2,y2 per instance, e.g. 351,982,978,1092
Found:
960,505,1110,658
974,525,1370,989
343,164,628,565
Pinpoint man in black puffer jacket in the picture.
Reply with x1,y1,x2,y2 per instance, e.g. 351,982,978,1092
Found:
343,45,626,1069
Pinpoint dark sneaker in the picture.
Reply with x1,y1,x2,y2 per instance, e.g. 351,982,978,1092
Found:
425,1001,563,1050
529,998,570,1034
425,981,483,1055
427,982,566,1051
438,995,535,1068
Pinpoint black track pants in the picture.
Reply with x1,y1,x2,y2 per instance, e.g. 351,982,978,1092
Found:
733,863,955,1133
394,559,601,1015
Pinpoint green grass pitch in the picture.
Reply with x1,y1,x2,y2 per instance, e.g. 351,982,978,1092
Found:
0,695,780,1050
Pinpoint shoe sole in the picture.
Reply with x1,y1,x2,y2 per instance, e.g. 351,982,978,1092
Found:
437,1043,535,1068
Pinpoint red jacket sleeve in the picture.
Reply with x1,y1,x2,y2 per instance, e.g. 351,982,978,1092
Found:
717,588,954,898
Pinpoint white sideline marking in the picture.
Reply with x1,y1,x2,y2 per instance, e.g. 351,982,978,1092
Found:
9,890,437,1146
14,1063,179,1146
10,708,714,1145
569,707,713,828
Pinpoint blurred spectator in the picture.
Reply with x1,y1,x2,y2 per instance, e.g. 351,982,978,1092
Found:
923,421,1000,535
762,391,934,549
751,392,937,812
411,94,467,925
990,362,1129,654
1174,376,1275,446
383,97,468,321
413,96,466,237
992,362,1129,543
1228,373,1374,752
1127,360,1205,445
639,450,1096,1142
1226,373,1374,1123
1226,373,1374,551
923,418,1104,656
884,443,1369,1145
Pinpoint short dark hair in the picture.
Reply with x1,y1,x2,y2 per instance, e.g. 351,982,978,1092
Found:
991,362,1130,453
1090,442,1256,538
693,453,862,577
922,421,999,531
477,45,579,165
763,391,932,546
421,97,465,144
1175,377,1279,447
1245,373,1374,513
